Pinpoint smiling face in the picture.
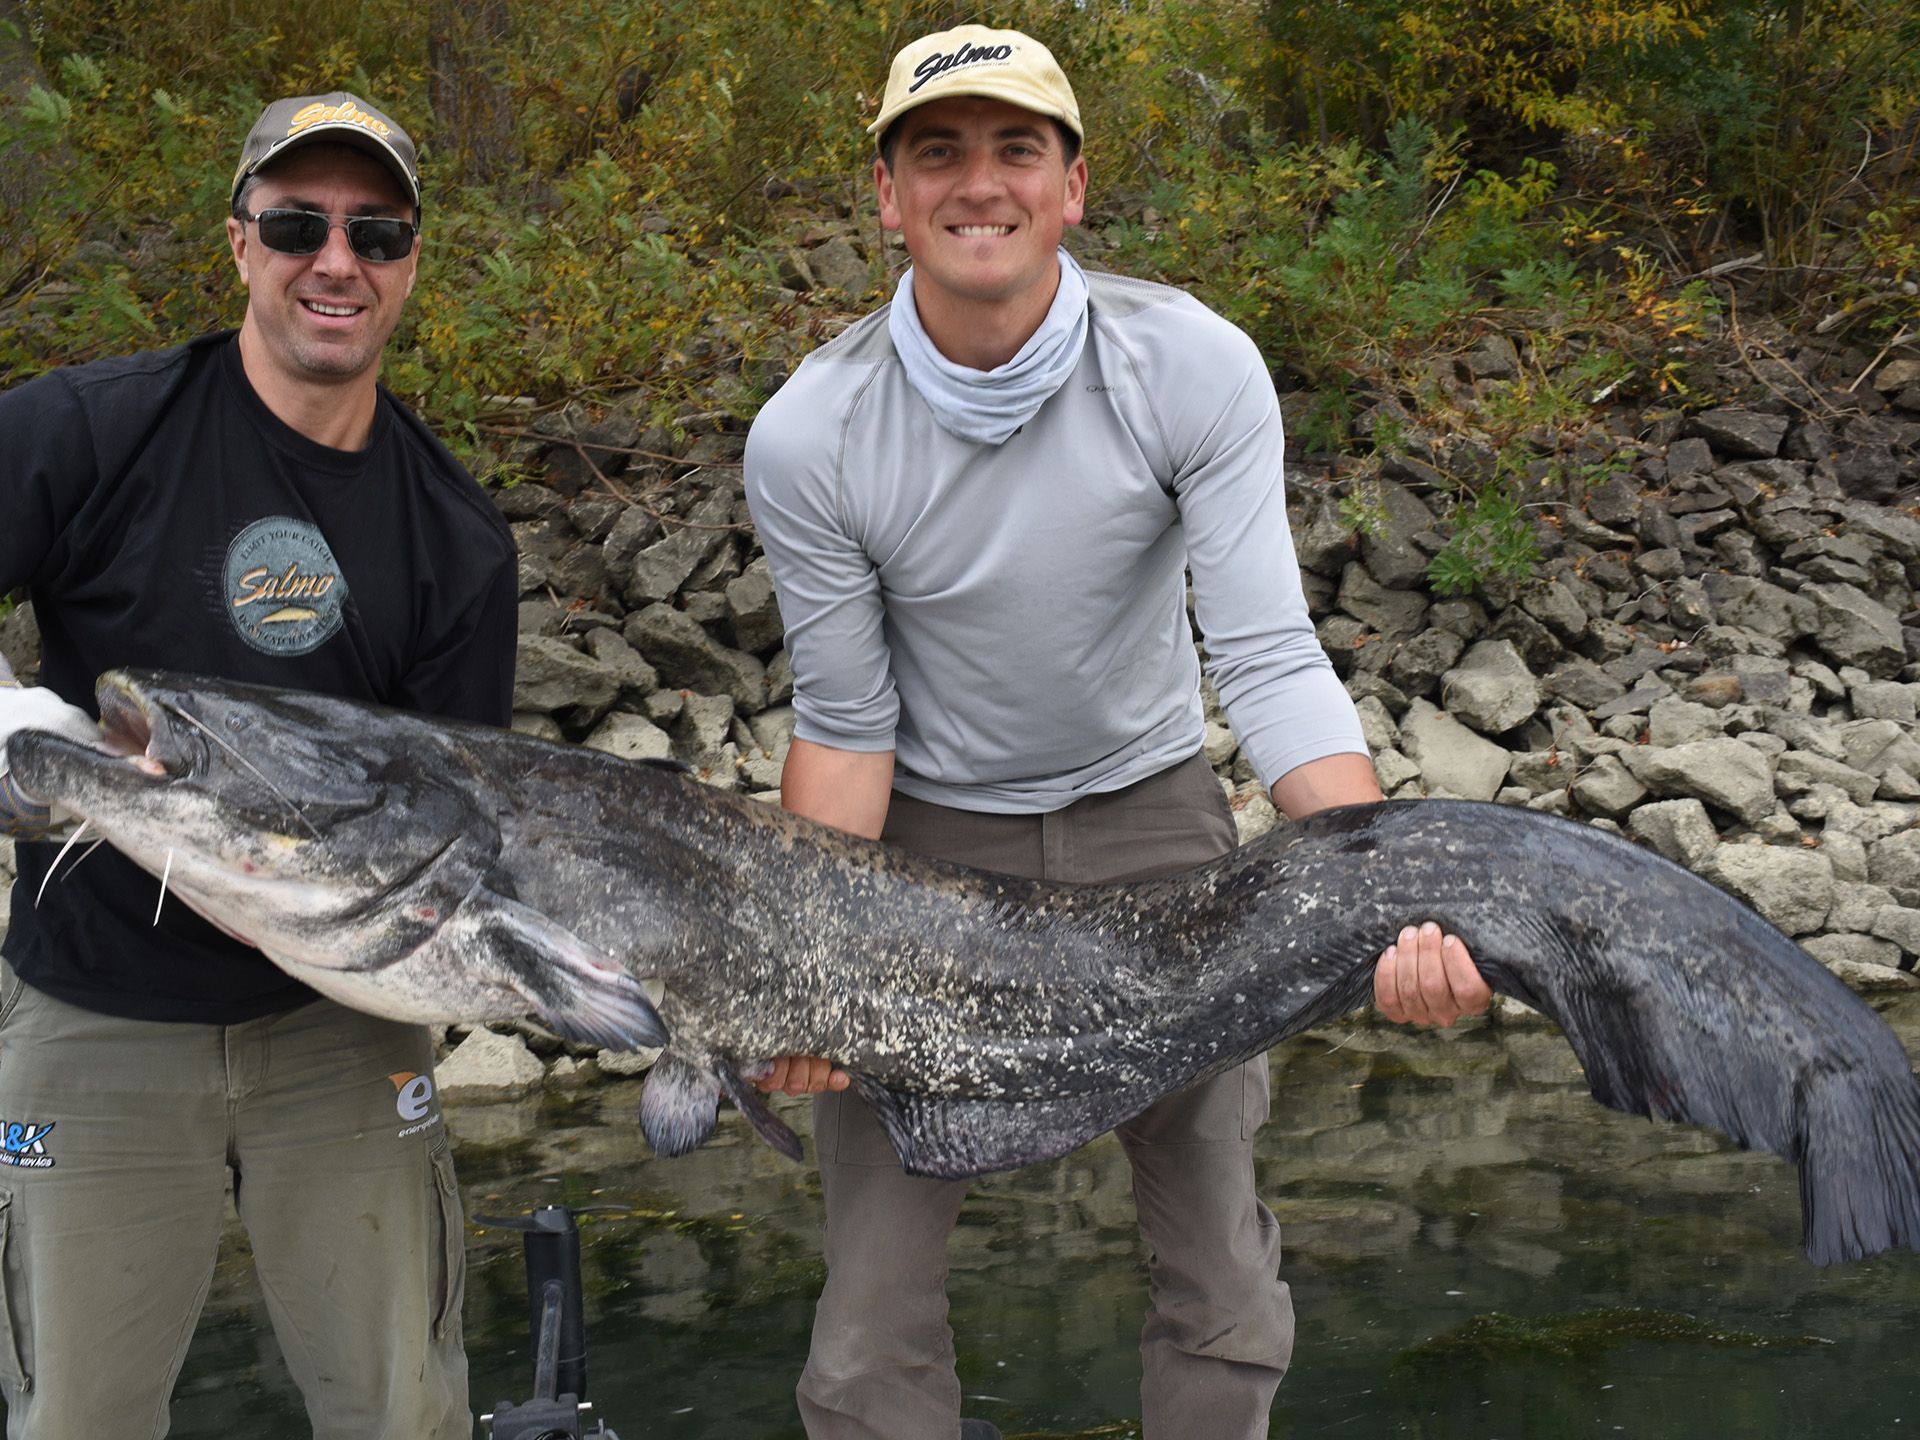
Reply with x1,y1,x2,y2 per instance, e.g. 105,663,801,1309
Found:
226,142,418,396
875,96,1087,367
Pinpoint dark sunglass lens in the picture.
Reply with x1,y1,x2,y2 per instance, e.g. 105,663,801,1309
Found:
257,211,330,255
348,219,414,262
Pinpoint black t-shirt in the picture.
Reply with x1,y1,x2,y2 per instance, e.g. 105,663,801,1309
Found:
1,333,518,1022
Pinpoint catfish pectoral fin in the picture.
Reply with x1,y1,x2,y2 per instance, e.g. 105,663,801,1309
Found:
714,1061,805,1162
458,888,669,1050
640,1053,721,1157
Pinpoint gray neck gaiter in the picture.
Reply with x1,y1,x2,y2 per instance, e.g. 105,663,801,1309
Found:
888,248,1090,446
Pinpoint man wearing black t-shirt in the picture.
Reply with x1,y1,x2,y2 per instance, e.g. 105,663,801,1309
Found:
0,93,515,1438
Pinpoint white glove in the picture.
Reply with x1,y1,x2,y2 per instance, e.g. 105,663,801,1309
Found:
0,684,100,836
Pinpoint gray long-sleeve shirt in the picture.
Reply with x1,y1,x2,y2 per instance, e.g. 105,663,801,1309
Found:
744,268,1365,814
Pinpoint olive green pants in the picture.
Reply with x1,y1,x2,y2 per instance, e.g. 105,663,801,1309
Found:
797,752,1294,1440
0,968,469,1439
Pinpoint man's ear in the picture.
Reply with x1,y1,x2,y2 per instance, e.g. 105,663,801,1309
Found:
875,157,901,232
1063,154,1089,228
226,216,251,286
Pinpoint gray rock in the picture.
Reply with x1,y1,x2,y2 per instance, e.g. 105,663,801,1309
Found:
1821,832,1871,883
517,598,568,637
1541,658,1627,709
1462,332,1520,380
1685,408,1789,459
1804,582,1907,676
1358,482,1440,589
550,541,610,601
1850,679,1919,725
1373,748,1422,792
1506,749,1570,798
437,1027,545,1102
1838,501,1920,564
626,603,768,713
1665,436,1715,478
1626,797,1720,869
806,235,873,295
724,560,785,653
748,706,797,757
1827,880,1896,932
1646,695,1723,746
510,711,565,741
1874,357,1920,393
1295,493,1358,577
582,712,674,762
583,627,659,696
673,692,737,767
767,649,795,706
1774,751,1880,806
624,488,739,604
1439,640,1541,734
602,505,663,576
1622,739,1777,824
1835,447,1902,503
684,534,743,594
1337,564,1428,639
1399,699,1511,800
1869,828,1920,905
1386,628,1466,697
1761,708,1849,762
513,635,623,715
1869,904,1920,959
1838,719,1920,782
1699,574,1816,638
1353,695,1400,753
594,1044,663,1076
1230,782,1280,844
1803,936,1915,985
1570,754,1648,818
1586,475,1643,528
1517,578,1591,642
1705,844,1833,934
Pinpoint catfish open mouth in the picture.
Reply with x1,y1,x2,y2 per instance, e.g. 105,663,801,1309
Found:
95,675,171,777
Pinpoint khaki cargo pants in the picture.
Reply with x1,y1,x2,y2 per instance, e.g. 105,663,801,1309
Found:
797,751,1295,1440
0,966,469,1439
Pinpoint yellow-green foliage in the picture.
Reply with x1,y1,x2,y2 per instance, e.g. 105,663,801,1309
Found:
0,0,1911,479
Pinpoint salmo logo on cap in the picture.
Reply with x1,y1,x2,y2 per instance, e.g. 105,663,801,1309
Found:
224,517,348,656
867,24,1082,140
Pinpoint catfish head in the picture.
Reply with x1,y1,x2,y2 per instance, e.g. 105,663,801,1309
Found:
9,669,499,970
7,670,666,1050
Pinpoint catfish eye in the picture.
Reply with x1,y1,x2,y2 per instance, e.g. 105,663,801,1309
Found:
226,714,248,732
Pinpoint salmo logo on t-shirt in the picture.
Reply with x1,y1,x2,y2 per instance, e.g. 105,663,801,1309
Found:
224,517,348,655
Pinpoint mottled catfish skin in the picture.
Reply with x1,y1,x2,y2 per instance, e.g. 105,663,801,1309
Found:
12,671,1920,1265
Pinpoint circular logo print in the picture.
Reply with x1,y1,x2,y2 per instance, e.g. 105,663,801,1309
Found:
224,517,348,656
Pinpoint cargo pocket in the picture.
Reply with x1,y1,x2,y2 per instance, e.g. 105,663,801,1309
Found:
0,1193,32,1395
427,1138,467,1343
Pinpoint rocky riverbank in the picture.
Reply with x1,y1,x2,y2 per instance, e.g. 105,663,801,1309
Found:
3,331,1918,1100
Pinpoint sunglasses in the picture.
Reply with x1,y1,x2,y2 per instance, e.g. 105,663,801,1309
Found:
241,208,418,263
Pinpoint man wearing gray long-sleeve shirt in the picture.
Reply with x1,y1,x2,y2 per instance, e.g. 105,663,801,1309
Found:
742,25,1492,1440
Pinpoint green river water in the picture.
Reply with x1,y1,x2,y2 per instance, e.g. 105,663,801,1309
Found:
137,998,1920,1436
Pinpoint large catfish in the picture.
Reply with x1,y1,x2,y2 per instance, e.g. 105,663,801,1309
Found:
10,670,1920,1265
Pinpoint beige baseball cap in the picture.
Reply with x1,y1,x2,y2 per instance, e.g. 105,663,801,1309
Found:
867,25,1082,140
231,92,421,212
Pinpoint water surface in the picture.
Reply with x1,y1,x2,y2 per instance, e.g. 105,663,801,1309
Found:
153,997,1920,1436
